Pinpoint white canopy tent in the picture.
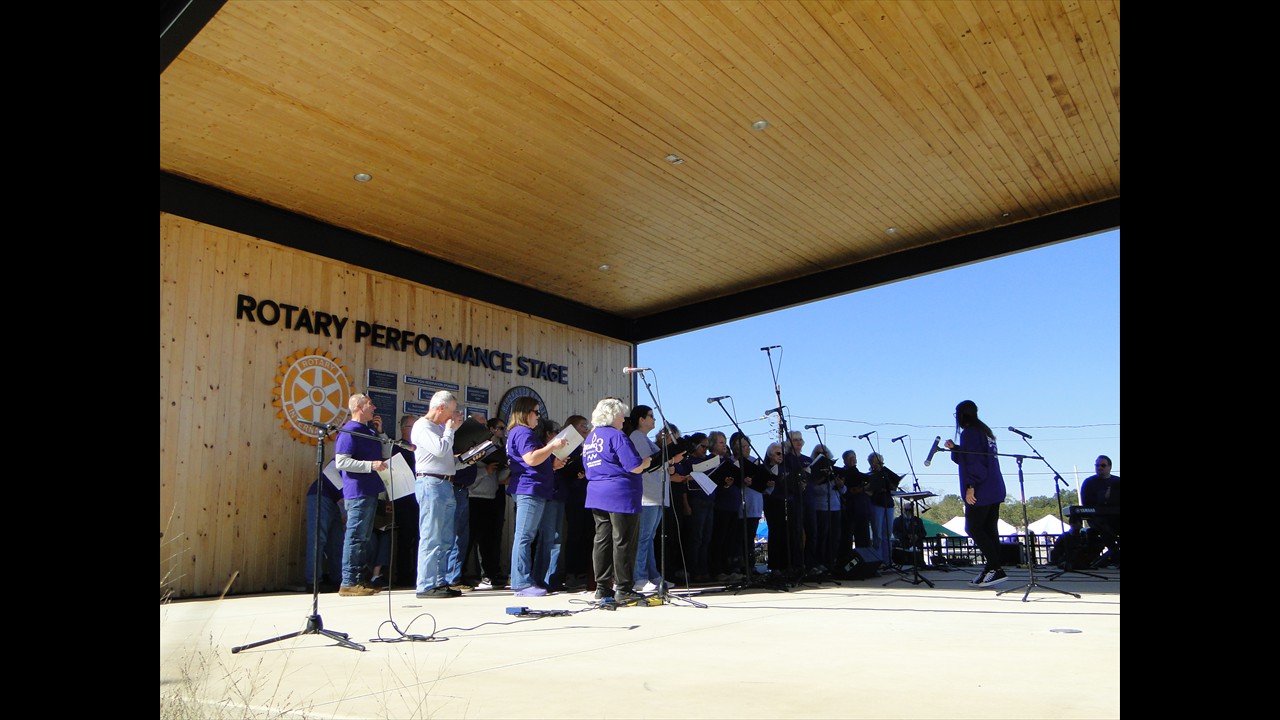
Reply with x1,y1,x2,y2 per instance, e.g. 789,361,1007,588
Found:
1028,515,1068,535
944,515,1021,538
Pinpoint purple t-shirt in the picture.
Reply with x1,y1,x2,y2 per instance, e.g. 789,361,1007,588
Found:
507,425,555,499
335,420,386,499
583,426,644,514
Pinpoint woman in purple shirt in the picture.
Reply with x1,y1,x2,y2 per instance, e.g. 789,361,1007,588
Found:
583,398,651,602
945,399,1008,588
507,396,567,597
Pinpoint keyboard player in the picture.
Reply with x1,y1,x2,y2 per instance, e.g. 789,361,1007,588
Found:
1079,455,1120,565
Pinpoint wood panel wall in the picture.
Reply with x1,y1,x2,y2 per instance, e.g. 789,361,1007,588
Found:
160,212,633,598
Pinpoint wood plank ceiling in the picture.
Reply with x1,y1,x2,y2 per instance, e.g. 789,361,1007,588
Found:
160,0,1120,325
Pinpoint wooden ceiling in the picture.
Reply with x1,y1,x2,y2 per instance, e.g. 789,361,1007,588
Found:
160,0,1119,331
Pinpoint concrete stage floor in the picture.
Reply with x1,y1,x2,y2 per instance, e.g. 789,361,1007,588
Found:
160,567,1120,719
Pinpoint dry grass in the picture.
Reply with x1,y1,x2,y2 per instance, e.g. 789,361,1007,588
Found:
160,636,317,720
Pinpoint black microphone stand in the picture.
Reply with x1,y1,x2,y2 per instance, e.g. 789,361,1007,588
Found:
708,397,787,595
1007,431,1107,581
633,370,704,608
943,443,1081,602
233,422,371,653
763,347,806,587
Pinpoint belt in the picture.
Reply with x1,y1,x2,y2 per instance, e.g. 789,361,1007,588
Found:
416,472,454,480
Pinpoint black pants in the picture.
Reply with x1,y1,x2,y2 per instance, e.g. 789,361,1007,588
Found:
965,502,1002,573
468,496,505,581
591,509,640,592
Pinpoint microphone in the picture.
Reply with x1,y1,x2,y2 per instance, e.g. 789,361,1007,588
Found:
804,423,824,430
621,367,651,374
706,396,730,403
759,406,784,419
300,419,338,431
891,435,907,443
1007,426,1033,439
857,431,875,440
923,436,942,467
759,345,781,351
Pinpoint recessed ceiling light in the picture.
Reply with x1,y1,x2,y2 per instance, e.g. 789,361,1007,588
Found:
885,227,898,234
353,173,372,182
664,154,685,165
751,119,770,131
598,264,611,271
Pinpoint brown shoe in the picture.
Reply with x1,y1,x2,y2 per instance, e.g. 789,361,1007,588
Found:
358,581,383,593
338,584,377,597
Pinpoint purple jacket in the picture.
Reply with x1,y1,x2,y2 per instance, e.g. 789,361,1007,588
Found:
951,427,1006,506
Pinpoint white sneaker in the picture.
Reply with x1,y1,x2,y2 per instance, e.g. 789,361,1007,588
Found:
475,577,494,591
639,580,660,593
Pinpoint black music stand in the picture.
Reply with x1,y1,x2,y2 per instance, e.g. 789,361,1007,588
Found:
882,490,936,587
233,423,366,653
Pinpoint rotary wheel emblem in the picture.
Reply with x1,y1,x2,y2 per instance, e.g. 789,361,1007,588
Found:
273,348,353,445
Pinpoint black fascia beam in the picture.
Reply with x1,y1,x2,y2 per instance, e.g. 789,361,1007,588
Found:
161,0,227,74
629,198,1120,343
160,172,634,341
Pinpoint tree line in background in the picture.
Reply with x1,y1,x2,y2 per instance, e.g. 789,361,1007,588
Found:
918,490,1080,532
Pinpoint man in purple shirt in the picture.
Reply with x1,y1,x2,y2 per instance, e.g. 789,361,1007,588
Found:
335,393,391,597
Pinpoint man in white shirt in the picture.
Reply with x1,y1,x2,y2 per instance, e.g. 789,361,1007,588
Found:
411,391,466,598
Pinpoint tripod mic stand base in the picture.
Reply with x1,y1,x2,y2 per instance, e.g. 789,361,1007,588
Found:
882,566,934,588
995,579,1080,602
231,614,367,654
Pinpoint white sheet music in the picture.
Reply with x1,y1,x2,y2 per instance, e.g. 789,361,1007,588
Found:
692,456,720,473
691,471,717,495
324,455,416,500
381,453,416,499
552,424,584,459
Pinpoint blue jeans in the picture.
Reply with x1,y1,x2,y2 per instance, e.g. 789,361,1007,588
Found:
534,499,565,589
341,495,378,587
511,494,548,591
447,484,471,585
634,505,662,584
305,492,343,585
871,504,895,564
416,476,456,592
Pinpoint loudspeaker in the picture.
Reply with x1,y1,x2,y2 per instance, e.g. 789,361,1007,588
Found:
998,541,1025,566
841,548,883,579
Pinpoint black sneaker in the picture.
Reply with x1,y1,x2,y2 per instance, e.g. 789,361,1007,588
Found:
969,571,989,586
416,586,462,599
614,588,644,603
978,569,1008,587
594,587,615,601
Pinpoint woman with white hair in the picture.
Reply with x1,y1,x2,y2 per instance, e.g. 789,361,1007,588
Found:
582,398,652,602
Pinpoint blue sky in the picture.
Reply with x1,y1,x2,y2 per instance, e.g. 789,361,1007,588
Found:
635,229,1119,502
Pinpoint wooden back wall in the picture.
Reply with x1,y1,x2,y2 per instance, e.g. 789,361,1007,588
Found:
160,213,633,598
